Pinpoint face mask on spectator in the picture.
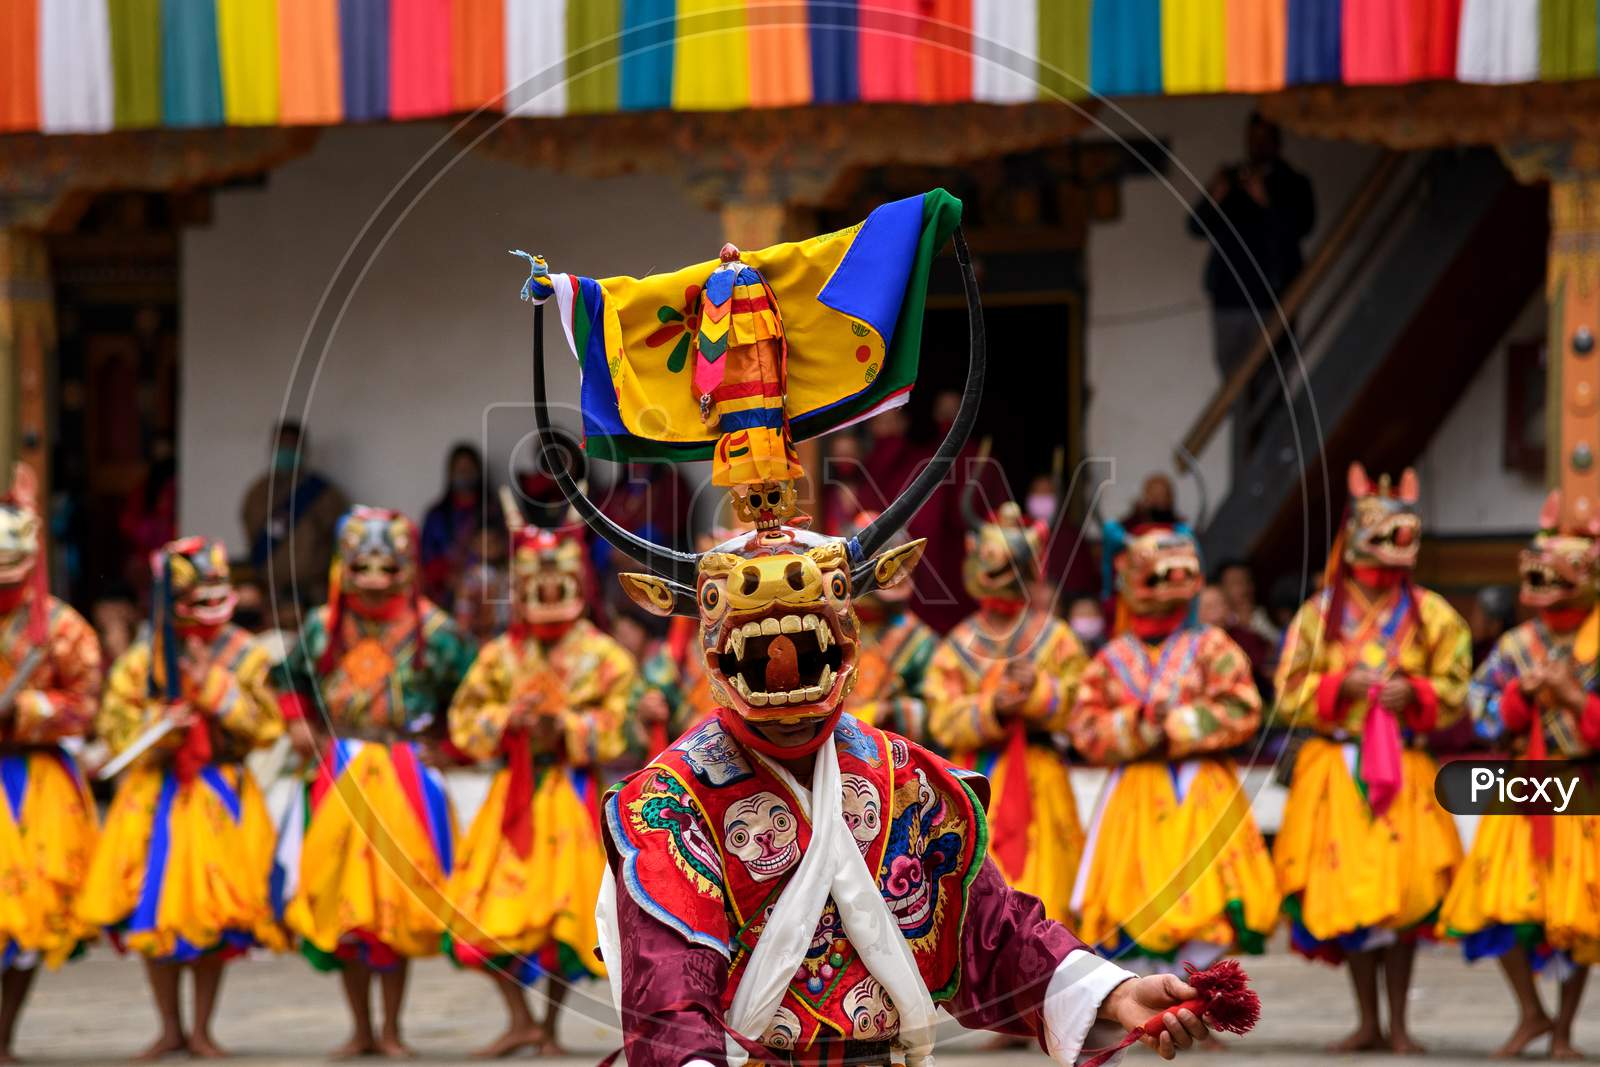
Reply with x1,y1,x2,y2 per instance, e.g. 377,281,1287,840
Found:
1025,493,1055,524
272,446,298,473
1070,615,1105,643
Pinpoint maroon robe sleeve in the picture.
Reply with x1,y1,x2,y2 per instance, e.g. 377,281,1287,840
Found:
946,859,1091,1038
614,879,730,1067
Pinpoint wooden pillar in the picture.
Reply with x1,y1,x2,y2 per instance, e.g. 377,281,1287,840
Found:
1546,163,1600,530
1500,142,1600,530
0,228,54,499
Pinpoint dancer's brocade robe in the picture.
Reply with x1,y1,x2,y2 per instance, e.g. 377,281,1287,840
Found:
1068,626,1278,957
81,626,283,959
0,594,101,968
845,608,938,742
925,613,1086,919
1439,617,1600,964
446,618,636,978
1271,580,1471,957
603,714,1137,1067
275,599,473,966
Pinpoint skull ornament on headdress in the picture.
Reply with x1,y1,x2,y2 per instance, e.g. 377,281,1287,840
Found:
1342,463,1422,571
520,191,977,757
1519,489,1600,611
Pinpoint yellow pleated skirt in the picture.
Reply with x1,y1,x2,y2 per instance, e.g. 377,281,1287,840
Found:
0,751,98,967
1439,812,1600,966
1075,758,1279,957
284,741,456,965
445,766,606,980
988,744,1083,922
1275,739,1461,950
78,763,282,961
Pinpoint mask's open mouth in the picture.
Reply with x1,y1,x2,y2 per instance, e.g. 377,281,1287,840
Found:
177,584,236,626
716,612,848,711
1521,561,1577,603
0,549,33,583
522,573,583,623
348,556,403,592
1364,516,1420,563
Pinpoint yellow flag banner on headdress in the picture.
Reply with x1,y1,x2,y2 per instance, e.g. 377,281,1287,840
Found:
528,189,962,463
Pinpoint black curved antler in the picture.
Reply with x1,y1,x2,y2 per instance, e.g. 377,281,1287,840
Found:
531,301,702,588
852,225,987,561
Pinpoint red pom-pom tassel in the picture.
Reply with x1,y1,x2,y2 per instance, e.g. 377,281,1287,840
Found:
1080,960,1260,1067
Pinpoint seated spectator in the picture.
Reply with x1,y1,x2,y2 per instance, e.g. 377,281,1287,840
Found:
1199,584,1276,703
420,442,502,608
1065,595,1107,654
1215,558,1282,646
1469,584,1517,665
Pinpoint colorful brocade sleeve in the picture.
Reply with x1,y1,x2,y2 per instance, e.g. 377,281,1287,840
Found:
272,607,327,707
1164,627,1261,759
421,606,477,721
1468,628,1524,745
9,599,103,744
96,645,167,756
448,638,515,762
927,618,1086,752
1019,620,1088,733
1270,598,1332,732
926,634,1007,751
200,637,283,748
1067,652,1164,765
559,634,637,768
1415,589,1473,732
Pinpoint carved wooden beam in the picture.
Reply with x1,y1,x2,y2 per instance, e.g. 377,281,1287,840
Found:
0,127,319,231
466,101,1098,217
1259,81,1600,150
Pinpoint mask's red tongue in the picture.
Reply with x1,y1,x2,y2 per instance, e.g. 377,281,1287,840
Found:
765,634,800,692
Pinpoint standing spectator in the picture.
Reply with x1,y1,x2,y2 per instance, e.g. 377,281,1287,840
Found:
1119,472,1183,530
1026,473,1098,599
420,443,502,609
1187,112,1315,467
241,420,348,614
119,437,177,603
1215,558,1282,646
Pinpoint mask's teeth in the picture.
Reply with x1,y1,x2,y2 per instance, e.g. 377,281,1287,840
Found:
780,614,802,634
802,685,823,702
816,624,832,652
760,617,781,636
768,690,790,706
819,664,835,692
728,629,745,661
803,615,819,631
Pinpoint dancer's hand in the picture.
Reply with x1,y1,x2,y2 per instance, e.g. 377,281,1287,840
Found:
1339,667,1377,701
1375,675,1414,712
638,690,670,725
1100,974,1211,1060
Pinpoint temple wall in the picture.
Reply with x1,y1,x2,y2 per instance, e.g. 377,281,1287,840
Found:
179,122,720,553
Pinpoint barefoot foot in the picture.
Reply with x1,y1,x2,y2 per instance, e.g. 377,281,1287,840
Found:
1550,1037,1585,1061
327,1035,376,1060
470,1024,546,1059
187,1033,228,1059
1328,1027,1386,1053
134,1032,189,1062
1390,1030,1428,1056
1494,1016,1554,1059
374,1036,416,1060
